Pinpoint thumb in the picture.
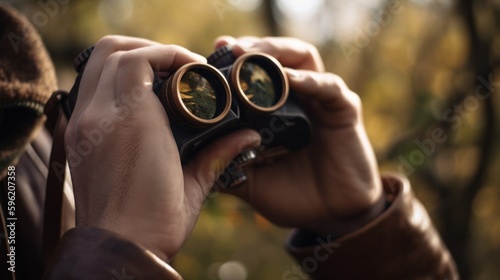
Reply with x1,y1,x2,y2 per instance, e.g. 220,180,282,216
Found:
183,129,261,198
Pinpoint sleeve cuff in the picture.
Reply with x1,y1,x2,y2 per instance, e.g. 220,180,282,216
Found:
285,174,458,280
44,227,182,280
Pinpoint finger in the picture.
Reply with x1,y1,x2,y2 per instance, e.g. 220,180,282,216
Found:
213,35,237,50
232,37,325,72
286,68,361,125
73,35,162,118
84,45,207,118
182,129,261,200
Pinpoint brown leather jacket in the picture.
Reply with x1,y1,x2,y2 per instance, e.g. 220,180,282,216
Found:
0,3,458,280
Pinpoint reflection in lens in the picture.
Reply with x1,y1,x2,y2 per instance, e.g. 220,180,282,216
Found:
239,62,276,107
179,71,217,119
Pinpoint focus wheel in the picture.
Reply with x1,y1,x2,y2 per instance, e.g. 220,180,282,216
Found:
207,45,236,68
73,46,95,73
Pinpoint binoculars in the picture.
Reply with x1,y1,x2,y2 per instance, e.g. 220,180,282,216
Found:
67,45,311,187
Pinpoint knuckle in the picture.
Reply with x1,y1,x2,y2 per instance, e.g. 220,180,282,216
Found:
75,111,97,131
105,51,143,73
286,37,318,56
324,73,346,92
64,111,96,146
105,51,124,63
78,109,103,134
304,41,319,55
324,73,362,110
94,35,126,52
116,51,141,68
94,35,146,62
347,90,362,109
64,120,76,146
164,44,191,57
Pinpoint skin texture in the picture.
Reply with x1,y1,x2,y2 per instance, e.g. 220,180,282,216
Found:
65,35,383,263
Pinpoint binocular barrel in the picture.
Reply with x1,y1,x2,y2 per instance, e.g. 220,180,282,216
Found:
226,52,289,113
157,63,232,128
68,45,311,166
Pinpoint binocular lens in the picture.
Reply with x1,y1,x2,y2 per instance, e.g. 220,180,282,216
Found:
239,62,276,108
232,54,289,113
179,71,217,120
164,63,232,127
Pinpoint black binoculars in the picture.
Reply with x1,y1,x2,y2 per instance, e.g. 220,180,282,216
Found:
67,45,311,186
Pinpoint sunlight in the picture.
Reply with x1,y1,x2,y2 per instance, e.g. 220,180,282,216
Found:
276,0,325,21
232,0,263,12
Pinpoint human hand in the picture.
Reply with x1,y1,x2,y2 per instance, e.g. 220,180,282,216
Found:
214,36,385,236
65,35,261,262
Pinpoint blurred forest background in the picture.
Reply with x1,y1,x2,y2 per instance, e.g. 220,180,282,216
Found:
6,0,499,279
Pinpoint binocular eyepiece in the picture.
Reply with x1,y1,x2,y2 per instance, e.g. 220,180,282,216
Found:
157,51,289,127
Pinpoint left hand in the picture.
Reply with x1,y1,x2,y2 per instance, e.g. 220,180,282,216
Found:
213,36,385,236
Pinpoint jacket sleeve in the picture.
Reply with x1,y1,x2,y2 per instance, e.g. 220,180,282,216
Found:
44,227,183,280
285,174,459,280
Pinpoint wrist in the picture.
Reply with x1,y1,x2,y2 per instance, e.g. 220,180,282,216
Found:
91,222,176,263
116,229,177,263
316,191,388,237
142,244,171,263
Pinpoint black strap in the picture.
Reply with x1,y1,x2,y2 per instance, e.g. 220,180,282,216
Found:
42,91,69,271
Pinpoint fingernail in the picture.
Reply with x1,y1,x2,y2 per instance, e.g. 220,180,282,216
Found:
215,36,236,47
237,40,255,50
287,69,302,79
192,52,207,63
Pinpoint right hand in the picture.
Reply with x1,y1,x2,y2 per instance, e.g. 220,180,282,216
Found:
65,35,261,262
